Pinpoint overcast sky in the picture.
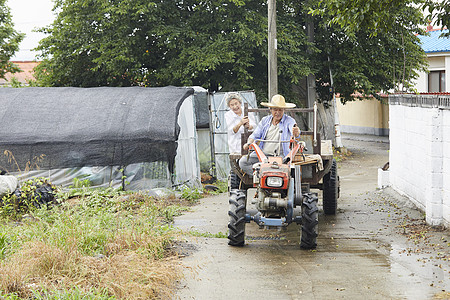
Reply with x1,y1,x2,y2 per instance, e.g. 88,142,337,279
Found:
8,0,55,61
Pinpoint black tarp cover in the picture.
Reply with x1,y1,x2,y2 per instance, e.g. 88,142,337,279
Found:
0,86,194,173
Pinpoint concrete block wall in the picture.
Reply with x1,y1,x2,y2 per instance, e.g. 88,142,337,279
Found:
389,103,450,226
443,110,450,225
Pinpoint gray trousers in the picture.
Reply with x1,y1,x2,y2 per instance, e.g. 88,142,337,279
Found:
239,151,274,175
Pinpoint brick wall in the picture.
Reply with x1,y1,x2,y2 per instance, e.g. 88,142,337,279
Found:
389,95,450,227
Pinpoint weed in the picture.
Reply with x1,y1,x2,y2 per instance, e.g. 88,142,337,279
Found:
70,176,92,189
0,189,187,299
180,186,202,202
189,230,227,238
30,287,116,299
204,180,228,195
0,232,8,259
333,147,352,162
159,205,189,223
2,150,45,173
0,177,57,219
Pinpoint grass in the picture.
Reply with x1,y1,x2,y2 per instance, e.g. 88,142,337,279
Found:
0,188,191,299
188,230,228,239
0,176,229,299
333,146,353,162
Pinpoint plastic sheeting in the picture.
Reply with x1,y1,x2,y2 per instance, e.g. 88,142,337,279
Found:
0,86,193,173
194,90,210,128
1,86,200,190
197,128,212,173
209,91,259,179
173,94,201,187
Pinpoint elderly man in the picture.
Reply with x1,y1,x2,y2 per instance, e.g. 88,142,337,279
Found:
239,94,300,175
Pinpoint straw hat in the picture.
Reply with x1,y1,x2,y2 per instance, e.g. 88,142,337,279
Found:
261,94,296,108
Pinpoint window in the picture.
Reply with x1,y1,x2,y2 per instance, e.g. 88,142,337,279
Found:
428,70,445,92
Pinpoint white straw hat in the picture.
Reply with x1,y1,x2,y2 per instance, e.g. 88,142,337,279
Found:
261,94,296,108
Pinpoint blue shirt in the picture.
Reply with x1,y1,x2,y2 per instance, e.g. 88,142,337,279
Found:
249,114,299,156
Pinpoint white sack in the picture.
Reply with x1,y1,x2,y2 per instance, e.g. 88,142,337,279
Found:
0,175,19,197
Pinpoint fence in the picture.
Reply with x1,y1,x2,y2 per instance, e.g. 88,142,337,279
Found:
389,94,450,227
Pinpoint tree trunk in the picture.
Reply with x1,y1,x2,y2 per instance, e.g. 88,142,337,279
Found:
317,102,336,146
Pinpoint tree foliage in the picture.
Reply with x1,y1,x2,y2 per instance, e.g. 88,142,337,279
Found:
313,4,428,102
0,0,24,79
424,0,450,37
313,0,450,37
35,0,427,104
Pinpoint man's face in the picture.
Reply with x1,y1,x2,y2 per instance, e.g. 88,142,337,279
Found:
270,108,284,123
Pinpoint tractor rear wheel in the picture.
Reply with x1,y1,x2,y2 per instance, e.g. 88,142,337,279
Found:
300,193,318,249
323,159,339,215
229,171,241,190
228,189,246,246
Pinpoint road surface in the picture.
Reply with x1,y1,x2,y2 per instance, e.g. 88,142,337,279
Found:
174,136,449,300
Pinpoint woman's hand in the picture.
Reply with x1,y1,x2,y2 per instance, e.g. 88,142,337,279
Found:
241,116,249,128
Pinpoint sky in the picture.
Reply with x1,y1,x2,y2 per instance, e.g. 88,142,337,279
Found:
8,0,55,61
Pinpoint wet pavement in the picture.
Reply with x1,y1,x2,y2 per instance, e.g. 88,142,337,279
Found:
174,136,449,300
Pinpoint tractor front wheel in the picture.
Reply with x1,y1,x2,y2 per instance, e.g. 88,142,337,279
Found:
228,189,246,246
300,193,318,249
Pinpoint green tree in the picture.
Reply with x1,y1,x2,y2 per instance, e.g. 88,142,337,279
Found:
424,0,450,36
313,0,450,37
0,0,24,80
313,4,428,102
34,0,426,104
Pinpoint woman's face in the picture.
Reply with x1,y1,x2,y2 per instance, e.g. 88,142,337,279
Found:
228,99,242,115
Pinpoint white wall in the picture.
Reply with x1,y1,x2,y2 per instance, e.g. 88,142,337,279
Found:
446,56,450,92
389,97,450,226
411,53,450,93
414,70,428,93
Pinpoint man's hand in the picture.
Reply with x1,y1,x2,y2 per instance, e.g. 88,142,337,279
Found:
243,138,254,151
292,124,300,137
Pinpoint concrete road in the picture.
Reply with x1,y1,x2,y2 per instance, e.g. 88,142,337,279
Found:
174,136,449,300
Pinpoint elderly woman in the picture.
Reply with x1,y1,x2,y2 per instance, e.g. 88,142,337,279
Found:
224,93,257,154
239,94,300,175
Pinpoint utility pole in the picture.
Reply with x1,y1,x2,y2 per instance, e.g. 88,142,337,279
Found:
268,0,277,100
306,20,315,128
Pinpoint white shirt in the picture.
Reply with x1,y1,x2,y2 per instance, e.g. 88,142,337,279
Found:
225,109,257,154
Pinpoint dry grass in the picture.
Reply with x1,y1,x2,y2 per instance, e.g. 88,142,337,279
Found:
0,238,181,300
0,190,189,299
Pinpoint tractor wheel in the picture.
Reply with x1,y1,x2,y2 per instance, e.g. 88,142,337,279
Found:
294,165,302,207
229,171,241,190
323,159,339,215
300,193,318,249
228,189,246,246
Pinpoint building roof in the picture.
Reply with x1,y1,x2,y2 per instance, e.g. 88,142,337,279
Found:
418,28,450,53
0,61,39,85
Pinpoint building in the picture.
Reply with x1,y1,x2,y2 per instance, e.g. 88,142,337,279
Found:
0,61,39,86
414,27,450,93
337,27,450,137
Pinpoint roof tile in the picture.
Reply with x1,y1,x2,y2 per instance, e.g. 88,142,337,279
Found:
418,29,450,53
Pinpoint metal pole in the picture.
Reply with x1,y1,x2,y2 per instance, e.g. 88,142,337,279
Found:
328,56,344,148
268,0,277,100
207,93,217,179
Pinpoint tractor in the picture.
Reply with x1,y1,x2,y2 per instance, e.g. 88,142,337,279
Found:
227,103,339,248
